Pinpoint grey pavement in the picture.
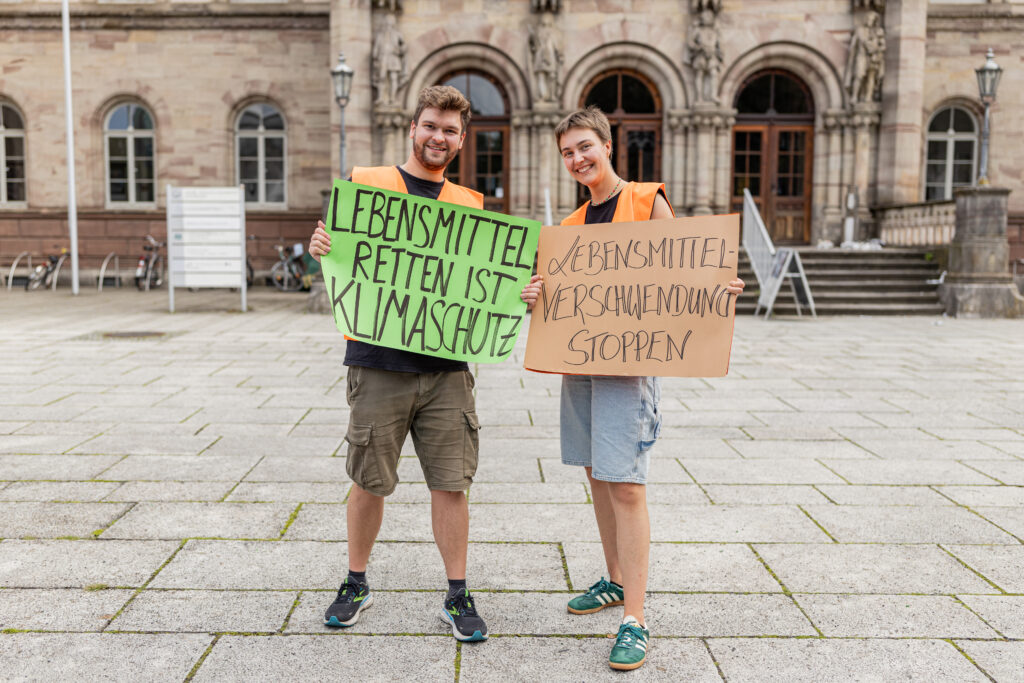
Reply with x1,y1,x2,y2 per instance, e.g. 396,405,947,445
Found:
0,288,1023,681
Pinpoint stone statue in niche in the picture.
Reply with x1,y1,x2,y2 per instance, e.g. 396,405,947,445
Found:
372,0,403,11
845,10,885,103
372,14,407,107
688,8,723,103
528,12,563,104
531,0,561,13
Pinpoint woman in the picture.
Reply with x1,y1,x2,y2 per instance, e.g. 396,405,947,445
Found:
520,106,744,671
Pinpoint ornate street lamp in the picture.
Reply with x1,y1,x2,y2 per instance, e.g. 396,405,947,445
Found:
330,52,355,178
975,47,1002,185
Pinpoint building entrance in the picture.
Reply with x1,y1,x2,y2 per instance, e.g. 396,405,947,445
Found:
730,70,814,244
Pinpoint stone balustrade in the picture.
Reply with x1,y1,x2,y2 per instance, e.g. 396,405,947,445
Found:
875,200,956,247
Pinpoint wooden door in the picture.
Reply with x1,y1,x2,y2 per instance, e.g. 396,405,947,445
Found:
731,124,813,244
446,125,509,214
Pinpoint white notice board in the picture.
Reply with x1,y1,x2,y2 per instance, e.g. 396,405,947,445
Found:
166,185,246,313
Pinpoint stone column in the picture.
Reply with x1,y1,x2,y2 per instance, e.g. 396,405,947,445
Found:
713,112,735,214
875,0,926,205
667,111,691,211
939,187,1024,318
691,104,720,215
851,103,880,236
330,0,373,174
511,111,534,220
372,109,407,167
822,110,844,243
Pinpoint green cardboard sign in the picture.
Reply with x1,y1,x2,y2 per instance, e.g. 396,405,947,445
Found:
322,179,541,363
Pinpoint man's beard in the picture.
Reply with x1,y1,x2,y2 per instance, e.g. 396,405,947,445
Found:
413,138,458,172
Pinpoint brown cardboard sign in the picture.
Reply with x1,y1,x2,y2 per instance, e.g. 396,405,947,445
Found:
524,214,739,377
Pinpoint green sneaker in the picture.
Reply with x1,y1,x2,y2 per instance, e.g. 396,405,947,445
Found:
609,616,650,671
567,577,624,614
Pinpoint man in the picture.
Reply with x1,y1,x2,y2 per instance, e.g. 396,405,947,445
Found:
309,85,488,642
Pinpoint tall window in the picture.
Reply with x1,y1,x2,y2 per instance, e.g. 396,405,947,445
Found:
579,70,662,204
236,103,286,206
0,102,25,204
439,71,510,213
925,106,977,201
105,103,155,205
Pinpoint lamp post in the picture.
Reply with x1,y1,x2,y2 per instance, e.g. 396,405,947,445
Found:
975,47,1003,186
330,52,355,178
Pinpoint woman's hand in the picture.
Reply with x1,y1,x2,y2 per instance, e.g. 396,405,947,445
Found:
727,277,745,296
309,220,332,263
521,273,543,311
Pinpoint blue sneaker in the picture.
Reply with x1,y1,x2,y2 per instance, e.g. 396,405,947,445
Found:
440,588,488,642
324,579,373,627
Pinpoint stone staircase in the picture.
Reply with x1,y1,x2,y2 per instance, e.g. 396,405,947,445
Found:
737,248,946,316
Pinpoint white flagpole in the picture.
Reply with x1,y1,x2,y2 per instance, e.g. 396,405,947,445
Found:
61,0,80,295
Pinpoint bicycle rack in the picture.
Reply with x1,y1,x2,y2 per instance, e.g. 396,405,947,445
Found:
97,252,122,291
5,251,31,291
49,253,68,291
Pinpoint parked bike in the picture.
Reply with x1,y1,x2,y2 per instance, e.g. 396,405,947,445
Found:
270,242,307,292
24,247,68,291
135,235,165,291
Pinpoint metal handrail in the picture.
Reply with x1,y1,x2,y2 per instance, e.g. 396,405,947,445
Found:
741,188,776,288
6,251,31,291
49,254,68,291
97,252,121,291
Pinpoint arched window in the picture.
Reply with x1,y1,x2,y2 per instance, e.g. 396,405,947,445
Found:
925,105,977,201
731,70,814,243
580,70,662,189
439,71,510,213
105,103,155,205
236,103,286,206
1,102,25,204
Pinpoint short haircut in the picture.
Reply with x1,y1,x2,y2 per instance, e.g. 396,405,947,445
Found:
555,106,612,148
413,85,472,133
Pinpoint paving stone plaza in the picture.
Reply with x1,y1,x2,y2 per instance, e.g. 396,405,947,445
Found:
1,289,1022,681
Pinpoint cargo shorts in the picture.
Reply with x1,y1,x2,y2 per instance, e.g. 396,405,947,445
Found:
344,365,481,496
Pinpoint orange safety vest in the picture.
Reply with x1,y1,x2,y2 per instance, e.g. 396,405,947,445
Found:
351,166,484,209
560,182,673,226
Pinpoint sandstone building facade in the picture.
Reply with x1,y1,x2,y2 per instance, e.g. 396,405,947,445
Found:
1,0,1022,271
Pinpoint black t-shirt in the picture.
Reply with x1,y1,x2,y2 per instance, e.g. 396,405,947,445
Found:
343,166,470,373
584,188,666,224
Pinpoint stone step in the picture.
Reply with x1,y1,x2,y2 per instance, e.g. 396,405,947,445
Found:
737,301,946,316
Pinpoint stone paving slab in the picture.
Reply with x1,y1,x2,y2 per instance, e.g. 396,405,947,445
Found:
818,460,999,485
564,542,781,593
944,545,1024,593
648,505,831,542
104,481,235,502
204,435,344,457
111,589,298,633
102,502,297,540
725,439,874,459
0,481,120,502
804,504,1017,543
0,539,180,588
0,434,95,454
101,455,262,482
956,640,1024,682
243,456,349,483
227,482,349,503
815,484,954,506
0,633,211,682
702,484,831,505
793,594,998,638
151,540,567,591
708,637,989,682
854,439,1012,460
193,635,454,682
0,501,132,538
644,593,816,636
0,588,135,631
939,485,1024,507
956,595,1024,638
70,434,218,456
682,458,846,484
966,460,1024,485
753,544,998,594
460,637,721,682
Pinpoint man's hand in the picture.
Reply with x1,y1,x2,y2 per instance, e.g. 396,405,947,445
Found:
310,220,332,263
727,277,745,296
520,273,543,311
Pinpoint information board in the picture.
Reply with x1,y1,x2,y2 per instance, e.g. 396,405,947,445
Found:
166,185,247,313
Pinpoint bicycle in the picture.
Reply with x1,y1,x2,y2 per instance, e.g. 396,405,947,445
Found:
135,235,165,291
270,242,307,292
24,247,68,291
